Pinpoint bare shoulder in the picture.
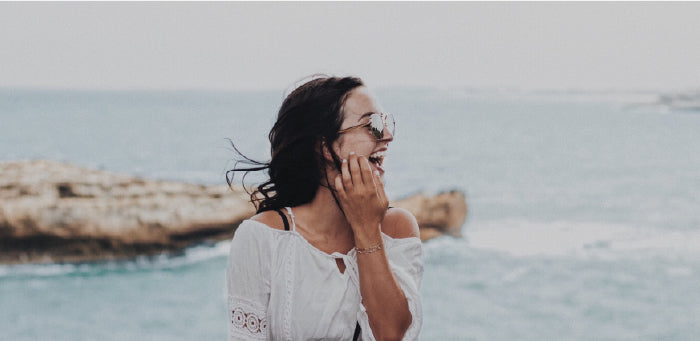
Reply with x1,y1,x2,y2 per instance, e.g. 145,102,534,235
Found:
250,210,287,231
381,207,420,239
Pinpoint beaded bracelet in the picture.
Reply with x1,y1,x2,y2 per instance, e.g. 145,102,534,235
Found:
356,243,382,255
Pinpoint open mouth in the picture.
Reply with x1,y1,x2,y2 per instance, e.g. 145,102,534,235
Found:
368,151,385,172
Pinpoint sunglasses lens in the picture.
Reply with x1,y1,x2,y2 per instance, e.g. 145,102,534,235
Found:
369,114,384,140
385,113,395,136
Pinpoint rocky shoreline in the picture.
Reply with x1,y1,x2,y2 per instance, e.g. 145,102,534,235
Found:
0,160,466,264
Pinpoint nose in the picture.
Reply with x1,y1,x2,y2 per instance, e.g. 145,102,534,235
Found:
380,122,394,142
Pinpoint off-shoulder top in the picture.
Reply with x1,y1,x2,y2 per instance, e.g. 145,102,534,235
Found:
226,207,424,340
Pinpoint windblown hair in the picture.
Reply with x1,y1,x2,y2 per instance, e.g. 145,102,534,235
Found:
227,76,364,213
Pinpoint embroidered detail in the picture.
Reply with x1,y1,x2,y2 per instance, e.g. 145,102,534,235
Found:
228,296,267,339
232,308,246,329
230,307,267,333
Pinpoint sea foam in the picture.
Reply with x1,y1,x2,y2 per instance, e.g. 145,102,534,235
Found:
465,219,700,259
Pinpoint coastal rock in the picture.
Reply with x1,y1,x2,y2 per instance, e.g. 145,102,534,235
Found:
657,90,700,111
0,160,255,264
0,161,466,264
391,190,467,241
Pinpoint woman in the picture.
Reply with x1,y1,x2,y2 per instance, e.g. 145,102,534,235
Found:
226,76,423,340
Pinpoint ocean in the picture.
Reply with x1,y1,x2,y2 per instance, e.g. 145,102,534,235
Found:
1,87,699,340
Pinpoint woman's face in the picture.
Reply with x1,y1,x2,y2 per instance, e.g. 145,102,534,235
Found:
333,86,393,176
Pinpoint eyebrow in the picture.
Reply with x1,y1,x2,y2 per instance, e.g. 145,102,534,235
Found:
357,112,375,122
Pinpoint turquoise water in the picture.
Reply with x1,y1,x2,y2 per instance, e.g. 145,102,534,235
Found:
1,88,699,340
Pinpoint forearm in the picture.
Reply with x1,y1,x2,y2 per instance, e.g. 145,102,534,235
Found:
355,228,412,341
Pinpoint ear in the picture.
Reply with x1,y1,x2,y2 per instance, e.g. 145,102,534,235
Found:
321,138,334,162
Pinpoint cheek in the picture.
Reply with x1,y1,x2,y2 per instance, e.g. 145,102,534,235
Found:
332,136,345,156
335,138,376,158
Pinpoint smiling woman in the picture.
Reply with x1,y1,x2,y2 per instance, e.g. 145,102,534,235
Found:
225,76,423,340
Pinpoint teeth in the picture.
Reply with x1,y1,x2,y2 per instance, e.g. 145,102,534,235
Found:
369,151,385,159
369,151,385,166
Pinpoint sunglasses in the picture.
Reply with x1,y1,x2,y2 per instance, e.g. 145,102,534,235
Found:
337,112,395,140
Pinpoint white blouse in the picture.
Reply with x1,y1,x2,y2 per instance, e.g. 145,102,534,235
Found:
226,207,424,340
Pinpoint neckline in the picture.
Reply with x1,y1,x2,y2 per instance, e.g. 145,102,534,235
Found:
244,219,412,258
284,206,355,259
291,229,358,259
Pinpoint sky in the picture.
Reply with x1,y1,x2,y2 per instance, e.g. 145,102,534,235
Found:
2,2,699,92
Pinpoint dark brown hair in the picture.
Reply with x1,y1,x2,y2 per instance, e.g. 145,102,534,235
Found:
227,76,364,213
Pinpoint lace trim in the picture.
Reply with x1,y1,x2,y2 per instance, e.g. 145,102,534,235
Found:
228,296,268,339
283,238,296,340
281,207,297,340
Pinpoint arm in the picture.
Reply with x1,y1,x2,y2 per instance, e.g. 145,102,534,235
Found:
226,221,271,340
354,210,421,341
334,154,422,341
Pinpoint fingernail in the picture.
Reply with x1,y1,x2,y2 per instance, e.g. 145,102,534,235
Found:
349,151,355,155
342,159,347,163
375,170,380,176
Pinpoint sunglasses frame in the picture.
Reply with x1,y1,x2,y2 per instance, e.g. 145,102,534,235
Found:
337,112,395,140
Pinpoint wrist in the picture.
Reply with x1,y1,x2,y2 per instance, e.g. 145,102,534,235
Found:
353,223,382,248
356,242,383,255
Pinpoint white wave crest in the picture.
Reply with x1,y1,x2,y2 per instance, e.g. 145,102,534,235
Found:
465,219,700,259
0,240,232,279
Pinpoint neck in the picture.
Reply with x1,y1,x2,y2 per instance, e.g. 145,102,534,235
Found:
294,184,353,238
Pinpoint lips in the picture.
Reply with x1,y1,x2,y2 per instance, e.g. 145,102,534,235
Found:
368,150,385,174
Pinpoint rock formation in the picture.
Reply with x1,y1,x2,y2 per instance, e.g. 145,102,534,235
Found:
657,90,700,111
392,190,466,241
1,161,466,264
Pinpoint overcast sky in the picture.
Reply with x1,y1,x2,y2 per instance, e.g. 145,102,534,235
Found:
2,2,699,92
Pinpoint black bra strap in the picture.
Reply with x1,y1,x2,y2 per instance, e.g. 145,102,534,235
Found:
275,209,290,231
353,322,361,340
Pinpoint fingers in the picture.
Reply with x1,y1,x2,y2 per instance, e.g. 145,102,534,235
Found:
341,156,352,190
358,155,375,185
348,153,363,188
334,174,346,198
341,153,383,202
336,152,389,227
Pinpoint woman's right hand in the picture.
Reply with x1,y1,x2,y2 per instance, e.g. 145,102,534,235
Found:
334,152,389,247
